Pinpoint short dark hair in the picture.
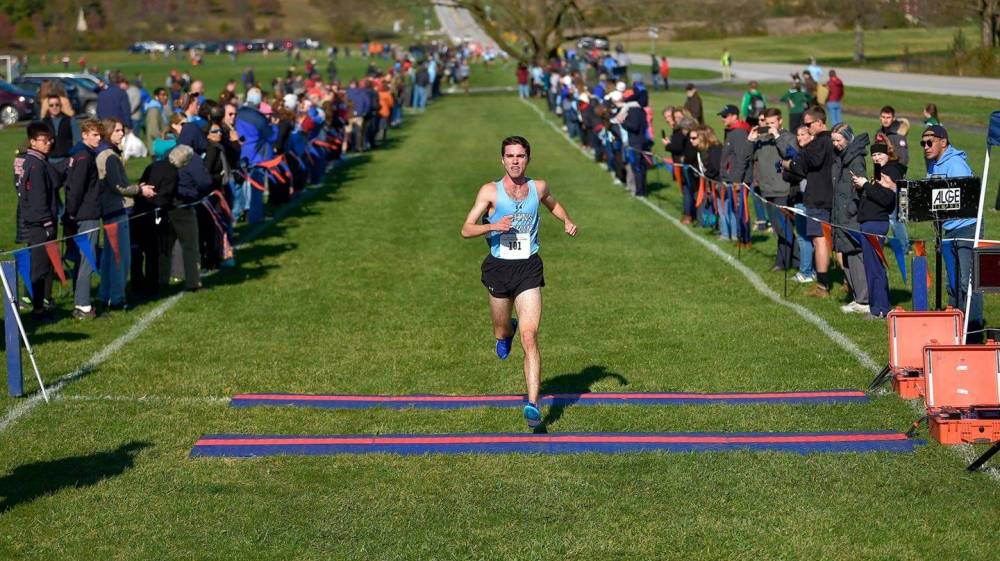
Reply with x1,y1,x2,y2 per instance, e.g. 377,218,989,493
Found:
46,93,61,101
153,87,167,96
27,122,53,140
804,105,826,124
763,108,782,119
880,105,896,116
500,136,530,159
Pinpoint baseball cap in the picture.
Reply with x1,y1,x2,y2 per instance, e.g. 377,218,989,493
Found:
717,104,739,117
606,90,623,103
922,124,949,141
615,81,626,92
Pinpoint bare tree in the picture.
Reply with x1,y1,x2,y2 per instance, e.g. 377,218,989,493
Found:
440,0,650,64
980,0,999,49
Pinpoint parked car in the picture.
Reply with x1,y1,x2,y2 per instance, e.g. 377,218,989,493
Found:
20,73,100,116
576,36,610,51
0,80,37,125
13,76,86,116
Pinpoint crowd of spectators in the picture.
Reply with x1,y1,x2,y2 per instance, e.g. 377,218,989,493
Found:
12,42,474,324
525,50,980,329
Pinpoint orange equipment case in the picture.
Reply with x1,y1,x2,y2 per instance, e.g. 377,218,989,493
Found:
869,307,964,399
921,343,1000,446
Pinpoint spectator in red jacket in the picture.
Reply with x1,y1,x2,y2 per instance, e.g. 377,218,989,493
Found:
825,70,844,125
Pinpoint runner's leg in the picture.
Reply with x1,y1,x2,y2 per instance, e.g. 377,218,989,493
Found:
488,294,515,339
514,287,542,405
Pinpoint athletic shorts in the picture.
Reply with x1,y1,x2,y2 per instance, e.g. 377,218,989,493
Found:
805,207,831,238
481,253,545,299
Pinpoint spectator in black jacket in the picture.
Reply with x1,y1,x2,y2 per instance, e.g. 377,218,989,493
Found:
15,123,60,319
133,146,189,298
41,94,79,171
852,140,900,318
785,106,836,297
171,131,213,291
616,98,651,197
692,125,722,228
63,119,104,318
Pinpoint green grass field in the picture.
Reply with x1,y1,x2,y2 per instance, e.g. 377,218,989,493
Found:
649,25,979,71
0,83,999,559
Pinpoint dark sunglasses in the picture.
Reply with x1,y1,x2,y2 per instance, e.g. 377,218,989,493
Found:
802,120,815,126
209,128,222,134
920,139,938,147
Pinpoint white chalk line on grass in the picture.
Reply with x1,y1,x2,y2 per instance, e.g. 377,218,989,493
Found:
0,162,343,434
521,97,1000,482
57,394,229,405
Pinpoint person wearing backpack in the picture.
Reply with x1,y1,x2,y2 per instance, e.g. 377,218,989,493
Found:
741,82,767,123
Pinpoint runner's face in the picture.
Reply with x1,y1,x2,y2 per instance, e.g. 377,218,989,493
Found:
502,145,529,179
879,113,893,128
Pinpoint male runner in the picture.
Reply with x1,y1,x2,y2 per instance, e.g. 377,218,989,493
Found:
461,136,577,430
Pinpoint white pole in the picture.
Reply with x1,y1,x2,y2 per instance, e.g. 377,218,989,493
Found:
0,266,49,402
963,147,991,343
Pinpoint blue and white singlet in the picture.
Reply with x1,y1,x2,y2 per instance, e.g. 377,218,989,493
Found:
487,179,540,260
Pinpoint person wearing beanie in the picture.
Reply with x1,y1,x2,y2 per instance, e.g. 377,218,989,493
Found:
851,140,901,319
830,122,870,314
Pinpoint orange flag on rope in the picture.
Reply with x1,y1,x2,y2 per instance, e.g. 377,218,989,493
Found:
821,223,833,252
43,242,67,286
976,240,1000,248
695,176,705,208
103,221,121,265
865,234,887,266
673,161,682,186
913,240,932,287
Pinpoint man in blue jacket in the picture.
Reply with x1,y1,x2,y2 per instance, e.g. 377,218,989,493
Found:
97,76,133,126
923,125,981,334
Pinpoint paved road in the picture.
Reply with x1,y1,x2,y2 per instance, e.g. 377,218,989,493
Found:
434,3,500,52
435,3,1000,100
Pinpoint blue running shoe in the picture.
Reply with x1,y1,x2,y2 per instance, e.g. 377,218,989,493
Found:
523,402,542,430
495,318,518,360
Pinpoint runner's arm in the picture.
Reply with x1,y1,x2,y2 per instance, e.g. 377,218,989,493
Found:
536,180,577,237
461,183,509,238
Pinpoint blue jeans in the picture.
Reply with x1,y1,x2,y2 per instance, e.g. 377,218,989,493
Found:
518,84,529,98
889,209,909,249
70,219,101,308
681,168,697,219
751,187,769,225
943,223,983,332
861,221,891,316
794,203,815,277
718,185,738,240
412,85,427,110
98,217,131,306
826,101,842,125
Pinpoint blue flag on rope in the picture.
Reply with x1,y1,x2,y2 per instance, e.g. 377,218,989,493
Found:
988,111,1000,147
71,233,99,277
888,238,907,283
13,249,32,299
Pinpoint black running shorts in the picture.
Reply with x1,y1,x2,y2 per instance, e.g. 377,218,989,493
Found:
481,253,545,299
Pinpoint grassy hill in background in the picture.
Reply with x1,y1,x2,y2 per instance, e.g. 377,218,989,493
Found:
0,0,438,51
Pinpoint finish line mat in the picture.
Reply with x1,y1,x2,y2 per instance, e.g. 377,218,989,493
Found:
190,431,920,457
229,390,868,410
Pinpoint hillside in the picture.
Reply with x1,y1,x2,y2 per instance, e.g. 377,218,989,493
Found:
0,0,436,51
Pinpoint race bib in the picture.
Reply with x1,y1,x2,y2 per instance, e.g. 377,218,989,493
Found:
498,232,530,260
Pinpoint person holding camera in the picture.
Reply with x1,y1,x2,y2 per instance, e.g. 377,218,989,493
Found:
851,140,902,319
748,108,796,270
783,106,835,297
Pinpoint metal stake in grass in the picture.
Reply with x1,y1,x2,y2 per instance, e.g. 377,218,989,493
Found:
0,266,50,403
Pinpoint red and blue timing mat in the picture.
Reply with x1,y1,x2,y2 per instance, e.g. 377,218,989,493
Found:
190,431,920,457
229,389,867,410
